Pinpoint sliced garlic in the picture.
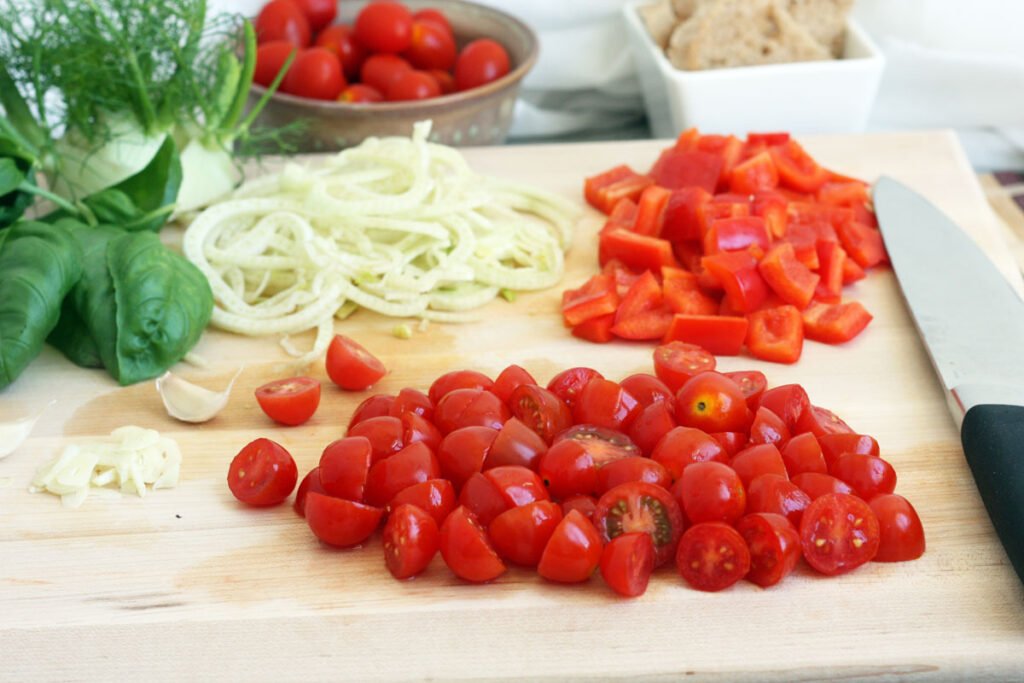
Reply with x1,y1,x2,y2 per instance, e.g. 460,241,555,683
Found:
155,368,242,423
0,400,54,460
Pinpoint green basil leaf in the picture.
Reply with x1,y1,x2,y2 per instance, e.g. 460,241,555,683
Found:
106,134,181,232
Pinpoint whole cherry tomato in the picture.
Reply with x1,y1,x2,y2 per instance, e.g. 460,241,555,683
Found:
228,438,298,507
293,0,336,32
254,40,297,88
255,0,310,46
453,38,510,91
675,371,751,433
315,24,365,79
386,69,441,101
281,47,345,100
354,1,413,53
360,53,413,94
412,8,453,37
339,83,384,103
403,20,456,71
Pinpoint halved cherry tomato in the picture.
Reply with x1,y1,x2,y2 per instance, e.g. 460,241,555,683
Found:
383,503,438,579
486,417,548,470
538,439,598,499
781,431,828,477
735,512,800,587
254,376,321,426
561,494,598,521
619,373,675,408
484,465,549,508
800,492,880,575
730,444,787,488
758,384,810,432
364,441,441,508
676,521,751,592
870,494,926,562
709,431,747,457
795,404,855,437
338,83,384,103
347,415,404,463
386,478,456,527
326,335,387,390
305,492,382,547
293,466,327,517
818,432,878,467
436,425,497,491
428,369,494,404
319,436,372,501
650,426,728,480
537,509,603,583
653,341,716,392
433,388,509,434
596,456,671,494
547,367,604,411
600,532,656,597
491,364,537,403
678,461,746,525
509,384,572,443
793,472,854,500
724,370,767,410
675,371,751,433
349,393,395,428
256,0,311,46
488,500,563,566
439,506,506,582
627,400,677,456
388,387,433,420
457,472,509,526
592,481,685,567
573,379,641,432
314,24,364,78
453,38,510,91
354,0,413,53
228,438,298,507
746,473,811,528
830,454,896,500
555,424,641,465
748,406,790,449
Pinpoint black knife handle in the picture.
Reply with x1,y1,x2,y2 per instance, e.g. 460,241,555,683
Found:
961,404,1024,583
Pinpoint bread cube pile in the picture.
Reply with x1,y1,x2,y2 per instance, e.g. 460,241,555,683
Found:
639,0,854,70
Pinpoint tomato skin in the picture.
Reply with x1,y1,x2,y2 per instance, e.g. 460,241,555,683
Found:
488,500,563,566
326,335,387,390
675,371,751,434
709,431,747,457
537,509,603,583
561,494,598,521
592,481,685,568
830,454,896,500
386,69,441,101
600,532,656,597
354,0,413,53
412,8,452,36
508,384,573,443
650,426,728,481
781,432,828,477
364,441,441,508
347,415,405,463
793,472,854,500
256,0,311,46
735,512,801,588
726,372,767,412
228,438,299,507
305,492,383,547
388,387,433,421
400,411,442,453
439,506,506,582
403,20,456,71
359,53,412,93
538,439,597,499
746,473,811,528
573,379,641,433
869,494,925,562
349,393,395,429
293,0,335,31
795,404,855,437
281,47,346,100
254,41,298,88
484,465,549,508
293,466,327,517
758,384,810,432
316,26,364,80
433,388,510,434
429,369,494,405
818,432,879,468
546,367,603,411
436,425,497,490
627,400,677,457
619,373,675,408
554,424,641,465
383,503,439,579
679,461,746,525
457,472,510,526
254,376,321,426
653,341,716,393
318,436,372,502
596,456,671,495
730,443,787,488
486,417,548,471
676,521,751,592
454,38,511,91
491,364,537,404
386,478,456,527
800,492,880,575
748,406,790,450
338,83,383,103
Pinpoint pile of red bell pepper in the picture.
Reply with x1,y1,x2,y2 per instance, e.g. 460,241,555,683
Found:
565,130,886,363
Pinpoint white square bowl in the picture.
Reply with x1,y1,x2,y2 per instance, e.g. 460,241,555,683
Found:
623,0,886,138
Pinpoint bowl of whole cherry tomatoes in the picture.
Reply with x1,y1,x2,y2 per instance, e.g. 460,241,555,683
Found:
249,0,538,150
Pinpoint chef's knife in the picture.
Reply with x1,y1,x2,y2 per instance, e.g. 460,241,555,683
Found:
874,176,1024,584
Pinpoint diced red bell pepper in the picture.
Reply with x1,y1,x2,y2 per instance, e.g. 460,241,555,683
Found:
781,224,821,271
703,216,771,255
817,181,869,207
849,200,878,228
572,313,615,343
631,185,672,236
802,301,873,344
661,187,711,242
699,200,750,238
601,197,638,235
752,191,788,239
701,250,769,314
837,221,888,268
770,140,829,193
602,258,642,297
747,132,791,147
842,257,866,284
758,242,820,310
787,203,841,242
814,240,846,303
650,149,723,193
673,127,700,151
615,270,663,321
696,134,744,190
663,267,720,315
611,308,674,340
599,228,679,272
746,305,804,364
584,165,654,214
662,314,748,356
729,151,779,194
672,240,705,273
562,274,619,326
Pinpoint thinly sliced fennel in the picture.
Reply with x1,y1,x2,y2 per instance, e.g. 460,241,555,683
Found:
182,121,580,364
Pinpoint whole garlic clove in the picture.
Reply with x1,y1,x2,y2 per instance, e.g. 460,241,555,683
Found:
156,368,242,423
0,400,54,460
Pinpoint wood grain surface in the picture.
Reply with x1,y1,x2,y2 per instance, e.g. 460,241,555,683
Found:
2,131,1023,681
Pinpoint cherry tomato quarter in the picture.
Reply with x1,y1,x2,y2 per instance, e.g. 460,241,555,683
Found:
592,481,685,568
326,334,387,390
492,364,537,403
347,415,405,463
354,1,413,53
537,509,603,583
228,438,298,507
254,376,321,426
676,521,751,592
600,532,656,598
869,494,925,562
305,492,383,548
439,506,506,582
800,492,880,575
383,503,439,579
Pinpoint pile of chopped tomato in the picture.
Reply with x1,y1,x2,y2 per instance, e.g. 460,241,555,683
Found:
567,130,885,363
229,340,924,595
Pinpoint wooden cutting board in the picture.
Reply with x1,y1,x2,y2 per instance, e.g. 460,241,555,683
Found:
2,131,1023,681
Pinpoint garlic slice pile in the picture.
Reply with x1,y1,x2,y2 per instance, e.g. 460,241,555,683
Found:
0,400,54,460
156,368,242,423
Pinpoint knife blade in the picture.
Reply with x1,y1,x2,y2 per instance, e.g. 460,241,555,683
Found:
874,175,1024,584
